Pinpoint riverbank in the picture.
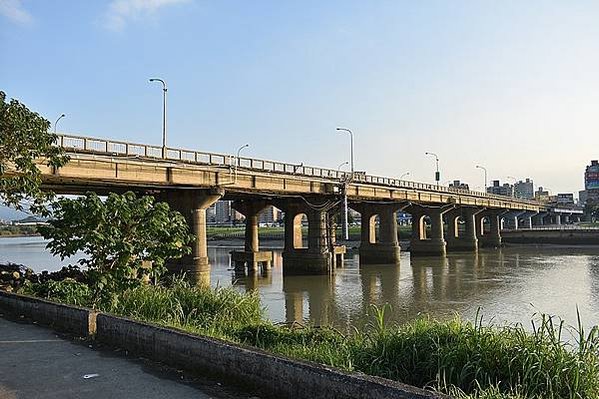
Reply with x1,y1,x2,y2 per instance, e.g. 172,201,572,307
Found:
501,228,599,245
0,225,40,237
9,277,599,399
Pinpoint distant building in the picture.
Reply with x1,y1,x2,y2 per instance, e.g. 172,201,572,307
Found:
487,180,513,197
349,208,361,225
206,204,217,223
514,178,534,199
580,190,589,206
12,216,47,226
584,160,599,206
215,201,243,224
259,206,282,225
449,180,470,190
556,193,575,205
534,186,551,203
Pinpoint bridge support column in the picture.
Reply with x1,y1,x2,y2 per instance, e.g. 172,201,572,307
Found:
159,188,224,284
278,199,333,275
476,209,504,248
231,199,273,274
519,211,537,229
532,212,547,226
408,205,453,256
351,203,401,264
502,211,525,230
445,207,482,252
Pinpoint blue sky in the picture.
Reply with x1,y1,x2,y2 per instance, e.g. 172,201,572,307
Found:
2,0,599,197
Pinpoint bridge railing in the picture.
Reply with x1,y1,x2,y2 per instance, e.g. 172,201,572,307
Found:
56,134,539,206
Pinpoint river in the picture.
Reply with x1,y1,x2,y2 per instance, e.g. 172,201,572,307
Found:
2,236,599,331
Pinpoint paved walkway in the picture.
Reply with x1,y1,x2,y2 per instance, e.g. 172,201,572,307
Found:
0,317,256,399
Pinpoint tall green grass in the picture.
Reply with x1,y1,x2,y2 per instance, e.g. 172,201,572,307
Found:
20,281,599,399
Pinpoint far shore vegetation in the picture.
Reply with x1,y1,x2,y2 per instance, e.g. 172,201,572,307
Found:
0,224,39,237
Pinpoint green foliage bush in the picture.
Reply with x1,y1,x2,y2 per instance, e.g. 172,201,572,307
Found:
22,279,91,306
40,192,194,304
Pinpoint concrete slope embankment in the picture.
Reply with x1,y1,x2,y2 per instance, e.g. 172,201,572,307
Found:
0,291,449,399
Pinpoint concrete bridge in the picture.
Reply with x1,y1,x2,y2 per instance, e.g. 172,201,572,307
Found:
36,134,549,276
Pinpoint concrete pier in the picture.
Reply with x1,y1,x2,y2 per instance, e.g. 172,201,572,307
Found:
230,199,273,274
159,188,223,284
278,199,334,275
352,203,401,264
445,207,481,252
409,205,453,256
476,209,503,248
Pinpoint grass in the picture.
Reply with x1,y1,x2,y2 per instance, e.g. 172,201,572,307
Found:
19,279,599,399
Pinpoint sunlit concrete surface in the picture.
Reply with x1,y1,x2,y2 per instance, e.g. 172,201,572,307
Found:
0,317,254,399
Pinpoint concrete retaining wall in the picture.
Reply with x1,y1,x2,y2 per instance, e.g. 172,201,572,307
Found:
0,291,448,399
0,291,96,337
502,229,599,245
95,313,445,399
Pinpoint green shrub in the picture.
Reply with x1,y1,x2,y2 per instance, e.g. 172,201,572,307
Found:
21,279,92,306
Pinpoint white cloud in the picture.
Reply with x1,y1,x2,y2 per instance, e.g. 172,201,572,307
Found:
104,0,190,31
0,0,33,25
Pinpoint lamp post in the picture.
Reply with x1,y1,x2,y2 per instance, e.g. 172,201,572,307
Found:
336,127,354,175
425,152,440,187
233,144,249,183
236,143,250,165
336,128,354,241
399,171,410,180
149,78,167,158
54,114,65,133
337,160,350,241
476,165,487,192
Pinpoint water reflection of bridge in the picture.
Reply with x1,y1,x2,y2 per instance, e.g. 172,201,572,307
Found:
221,250,530,327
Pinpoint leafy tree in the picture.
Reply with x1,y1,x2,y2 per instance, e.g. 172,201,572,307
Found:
40,192,194,304
0,91,69,214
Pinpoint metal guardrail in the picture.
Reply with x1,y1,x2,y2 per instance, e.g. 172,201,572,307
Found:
55,134,541,206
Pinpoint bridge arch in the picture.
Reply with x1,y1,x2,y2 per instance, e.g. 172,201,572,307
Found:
292,213,308,249
479,215,491,235
417,214,432,240
367,214,381,244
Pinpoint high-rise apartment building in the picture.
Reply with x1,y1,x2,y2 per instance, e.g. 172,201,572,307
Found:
514,178,534,199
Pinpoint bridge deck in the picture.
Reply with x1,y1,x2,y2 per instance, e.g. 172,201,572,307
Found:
37,134,541,212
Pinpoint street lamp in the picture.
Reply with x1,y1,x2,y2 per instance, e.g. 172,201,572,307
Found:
336,127,354,175
233,144,250,183
337,161,349,172
149,78,167,158
475,165,487,192
336,127,355,242
236,143,250,165
399,171,410,180
425,152,440,187
54,114,65,133
337,160,350,241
